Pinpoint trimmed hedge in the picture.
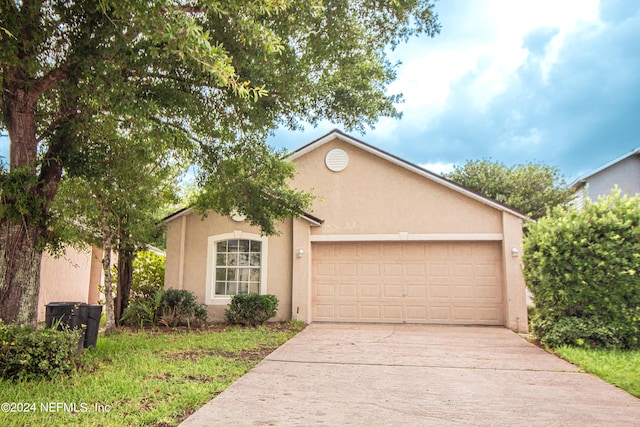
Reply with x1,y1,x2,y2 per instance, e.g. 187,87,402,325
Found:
523,189,640,349
225,294,278,326
0,322,83,380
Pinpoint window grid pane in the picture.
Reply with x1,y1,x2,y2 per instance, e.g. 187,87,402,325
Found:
214,239,261,296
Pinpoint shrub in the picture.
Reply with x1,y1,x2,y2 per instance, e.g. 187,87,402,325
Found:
130,250,166,301
0,321,83,380
120,289,164,329
119,251,166,328
225,294,278,327
159,289,207,327
523,188,640,349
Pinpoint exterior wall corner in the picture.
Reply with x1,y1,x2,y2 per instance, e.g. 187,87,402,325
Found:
502,213,529,332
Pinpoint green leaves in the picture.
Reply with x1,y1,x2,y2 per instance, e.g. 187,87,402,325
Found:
523,189,640,349
445,159,573,219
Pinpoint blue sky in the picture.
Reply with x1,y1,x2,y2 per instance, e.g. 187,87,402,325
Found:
2,0,639,182
268,0,640,182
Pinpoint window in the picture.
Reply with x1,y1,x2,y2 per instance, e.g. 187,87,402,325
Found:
206,232,268,304
214,239,262,296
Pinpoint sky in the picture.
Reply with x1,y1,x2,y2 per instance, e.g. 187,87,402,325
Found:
267,0,640,182
2,0,639,183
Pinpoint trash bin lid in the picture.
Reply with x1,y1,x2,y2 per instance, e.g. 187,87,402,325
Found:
46,301,84,306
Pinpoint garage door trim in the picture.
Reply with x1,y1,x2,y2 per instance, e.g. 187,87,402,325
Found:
310,233,503,242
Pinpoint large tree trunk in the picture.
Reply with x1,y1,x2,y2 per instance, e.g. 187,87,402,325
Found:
0,219,43,326
0,84,44,326
101,209,116,334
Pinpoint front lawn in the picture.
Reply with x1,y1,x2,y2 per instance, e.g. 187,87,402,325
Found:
0,322,305,427
554,346,640,398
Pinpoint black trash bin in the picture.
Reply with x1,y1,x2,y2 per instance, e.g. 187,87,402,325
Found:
45,302,83,330
81,304,103,348
45,302,102,348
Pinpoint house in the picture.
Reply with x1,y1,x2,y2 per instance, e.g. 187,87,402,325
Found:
571,147,640,208
163,130,529,331
37,246,103,321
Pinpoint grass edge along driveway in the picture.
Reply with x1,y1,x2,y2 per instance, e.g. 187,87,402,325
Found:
0,322,305,427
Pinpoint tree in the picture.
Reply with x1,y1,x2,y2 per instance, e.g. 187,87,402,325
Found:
0,0,440,325
52,118,180,333
444,159,573,219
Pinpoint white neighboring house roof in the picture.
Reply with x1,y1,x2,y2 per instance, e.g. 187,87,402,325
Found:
571,146,640,189
288,129,528,221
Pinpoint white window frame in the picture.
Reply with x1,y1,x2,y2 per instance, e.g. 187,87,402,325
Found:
205,231,268,305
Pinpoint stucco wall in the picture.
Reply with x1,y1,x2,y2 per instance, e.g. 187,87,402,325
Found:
164,212,294,322
37,246,96,321
501,212,528,332
292,139,503,236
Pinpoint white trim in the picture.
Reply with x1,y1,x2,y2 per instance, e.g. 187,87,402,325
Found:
309,233,503,242
204,231,269,305
289,130,528,220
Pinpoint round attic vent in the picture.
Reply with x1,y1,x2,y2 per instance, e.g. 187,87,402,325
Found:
325,148,349,172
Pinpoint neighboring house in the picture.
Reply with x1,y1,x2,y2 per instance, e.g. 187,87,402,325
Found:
163,130,529,332
571,147,640,208
37,246,104,321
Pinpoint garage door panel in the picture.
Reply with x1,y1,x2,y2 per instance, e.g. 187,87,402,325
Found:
360,284,381,297
452,285,474,298
312,242,504,325
477,285,500,299
361,244,381,256
382,244,402,256
406,306,428,321
407,284,426,297
382,305,403,321
405,264,426,277
429,264,449,276
315,283,335,297
314,304,335,319
360,305,382,319
337,305,358,319
453,264,473,277
338,284,357,297
316,263,336,276
429,285,450,298
383,284,404,297
383,263,403,276
477,307,502,322
429,306,451,322
360,263,380,276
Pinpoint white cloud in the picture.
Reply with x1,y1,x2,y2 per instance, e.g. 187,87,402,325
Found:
387,0,601,123
420,162,456,175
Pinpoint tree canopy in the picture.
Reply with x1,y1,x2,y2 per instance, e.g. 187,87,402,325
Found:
0,0,440,324
444,159,573,219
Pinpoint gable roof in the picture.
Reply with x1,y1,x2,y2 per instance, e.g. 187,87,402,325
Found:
571,146,640,189
288,129,528,221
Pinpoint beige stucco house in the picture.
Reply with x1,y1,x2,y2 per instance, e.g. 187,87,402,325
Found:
164,131,529,331
37,246,103,321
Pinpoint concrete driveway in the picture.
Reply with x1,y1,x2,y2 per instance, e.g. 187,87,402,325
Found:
179,323,640,426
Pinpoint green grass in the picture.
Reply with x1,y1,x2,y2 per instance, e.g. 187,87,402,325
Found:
0,322,305,427
555,346,640,397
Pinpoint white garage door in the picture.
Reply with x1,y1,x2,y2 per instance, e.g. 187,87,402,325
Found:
312,242,504,325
